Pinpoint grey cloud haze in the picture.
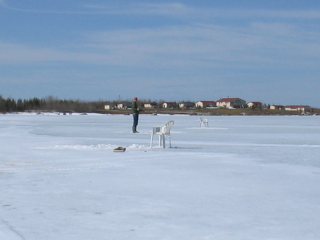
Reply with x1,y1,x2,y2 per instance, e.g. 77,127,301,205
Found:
0,0,319,106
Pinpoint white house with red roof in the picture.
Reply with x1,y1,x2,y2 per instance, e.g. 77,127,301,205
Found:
216,98,246,108
270,105,285,110
247,102,262,108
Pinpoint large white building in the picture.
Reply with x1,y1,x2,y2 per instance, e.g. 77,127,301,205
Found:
284,105,311,112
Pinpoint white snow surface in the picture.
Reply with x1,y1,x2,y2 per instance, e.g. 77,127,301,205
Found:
0,113,320,240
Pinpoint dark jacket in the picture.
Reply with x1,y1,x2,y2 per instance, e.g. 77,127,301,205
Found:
132,101,139,114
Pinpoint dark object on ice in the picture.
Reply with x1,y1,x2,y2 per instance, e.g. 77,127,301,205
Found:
113,147,126,152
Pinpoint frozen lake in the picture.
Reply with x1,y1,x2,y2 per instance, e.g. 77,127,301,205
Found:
0,114,320,240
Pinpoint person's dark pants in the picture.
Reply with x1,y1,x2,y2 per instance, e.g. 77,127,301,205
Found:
132,113,139,132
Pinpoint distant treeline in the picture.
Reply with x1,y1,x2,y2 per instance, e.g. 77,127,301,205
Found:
0,96,108,113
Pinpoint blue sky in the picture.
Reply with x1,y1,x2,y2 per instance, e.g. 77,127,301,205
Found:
1,0,319,106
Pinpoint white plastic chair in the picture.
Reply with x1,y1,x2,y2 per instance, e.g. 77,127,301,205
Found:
199,117,209,127
150,120,174,148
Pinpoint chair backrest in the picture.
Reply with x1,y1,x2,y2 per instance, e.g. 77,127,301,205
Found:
162,120,174,134
199,117,208,123
152,120,174,135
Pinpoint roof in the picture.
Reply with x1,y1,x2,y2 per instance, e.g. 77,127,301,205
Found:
249,102,262,104
285,105,310,108
216,98,240,102
197,101,216,103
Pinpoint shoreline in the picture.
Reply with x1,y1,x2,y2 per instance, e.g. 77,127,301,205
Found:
100,107,320,116
2,108,319,116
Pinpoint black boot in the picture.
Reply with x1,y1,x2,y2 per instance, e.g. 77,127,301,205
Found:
132,126,138,133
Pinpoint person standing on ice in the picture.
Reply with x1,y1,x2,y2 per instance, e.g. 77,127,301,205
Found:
132,97,140,133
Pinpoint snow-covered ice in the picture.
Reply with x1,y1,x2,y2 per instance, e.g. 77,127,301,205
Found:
0,114,320,240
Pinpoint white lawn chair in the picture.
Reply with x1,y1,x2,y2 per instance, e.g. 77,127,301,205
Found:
150,120,174,148
199,117,209,127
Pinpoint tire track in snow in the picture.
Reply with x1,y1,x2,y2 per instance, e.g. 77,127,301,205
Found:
0,219,26,240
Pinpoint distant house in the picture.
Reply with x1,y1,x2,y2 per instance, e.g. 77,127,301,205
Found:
117,102,131,109
144,102,157,108
179,102,195,109
247,102,262,108
162,102,177,109
195,101,216,108
285,105,311,112
216,98,246,108
270,105,285,110
104,104,116,110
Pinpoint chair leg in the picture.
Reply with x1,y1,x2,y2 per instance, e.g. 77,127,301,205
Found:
150,134,154,148
158,135,161,147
